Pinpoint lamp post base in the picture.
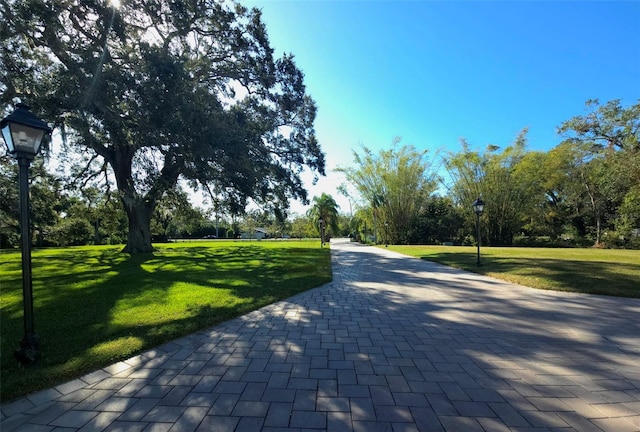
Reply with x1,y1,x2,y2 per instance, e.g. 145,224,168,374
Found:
15,333,41,366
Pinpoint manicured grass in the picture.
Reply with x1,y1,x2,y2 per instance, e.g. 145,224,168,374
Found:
0,240,331,402
384,245,640,298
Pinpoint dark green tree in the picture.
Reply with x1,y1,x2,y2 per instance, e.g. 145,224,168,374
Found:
60,187,126,245
151,188,203,240
0,154,63,247
558,99,640,245
1,0,324,253
307,193,340,239
512,146,576,240
290,215,315,239
414,195,464,244
48,217,93,246
558,99,640,151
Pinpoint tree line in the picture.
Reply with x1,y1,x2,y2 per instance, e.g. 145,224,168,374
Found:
0,162,350,248
337,99,640,249
2,98,638,249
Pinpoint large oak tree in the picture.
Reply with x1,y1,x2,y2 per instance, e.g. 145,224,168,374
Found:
0,0,325,252
558,99,640,244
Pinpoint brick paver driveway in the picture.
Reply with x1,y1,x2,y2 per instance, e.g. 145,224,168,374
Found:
2,238,639,431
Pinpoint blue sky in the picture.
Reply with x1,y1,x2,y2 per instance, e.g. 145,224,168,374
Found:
243,0,640,215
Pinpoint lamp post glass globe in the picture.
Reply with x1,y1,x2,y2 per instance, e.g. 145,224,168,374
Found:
1,103,51,157
472,197,485,215
1,103,52,365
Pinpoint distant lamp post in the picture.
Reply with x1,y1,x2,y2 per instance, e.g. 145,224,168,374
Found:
318,217,325,247
1,103,52,365
472,197,485,267
384,221,389,247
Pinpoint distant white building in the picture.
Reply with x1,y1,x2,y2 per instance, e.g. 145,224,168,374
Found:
240,227,269,240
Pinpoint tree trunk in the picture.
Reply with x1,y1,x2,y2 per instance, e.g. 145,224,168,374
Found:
121,197,155,253
94,219,101,245
108,146,162,254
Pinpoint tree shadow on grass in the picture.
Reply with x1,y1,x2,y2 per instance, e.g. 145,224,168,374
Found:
2,241,639,431
416,251,640,298
0,244,331,401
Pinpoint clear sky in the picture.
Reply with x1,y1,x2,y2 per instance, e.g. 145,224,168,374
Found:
243,0,640,215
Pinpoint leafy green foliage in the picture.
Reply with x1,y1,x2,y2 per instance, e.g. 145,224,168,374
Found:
338,139,439,244
445,129,532,245
556,99,640,245
152,188,208,240
414,196,465,244
47,218,93,246
0,241,331,401
307,193,340,238
558,99,640,151
440,99,640,248
0,156,64,247
1,0,325,253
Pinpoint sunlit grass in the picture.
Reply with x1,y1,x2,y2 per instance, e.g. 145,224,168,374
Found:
0,240,331,402
385,245,640,298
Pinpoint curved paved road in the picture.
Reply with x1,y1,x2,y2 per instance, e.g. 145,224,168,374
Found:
2,239,639,431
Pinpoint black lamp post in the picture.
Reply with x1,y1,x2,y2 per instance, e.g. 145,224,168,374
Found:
318,217,325,247
384,221,389,247
472,197,485,267
1,103,52,365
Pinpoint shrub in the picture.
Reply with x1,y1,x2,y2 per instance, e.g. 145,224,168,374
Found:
47,218,93,246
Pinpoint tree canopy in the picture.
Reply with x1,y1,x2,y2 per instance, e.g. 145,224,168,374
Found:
557,99,640,244
307,193,340,239
445,129,532,246
441,100,640,247
558,99,640,151
0,0,325,252
338,139,439,244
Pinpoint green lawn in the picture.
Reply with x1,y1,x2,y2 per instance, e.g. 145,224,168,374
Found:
0,240,331,402
385,245,640,298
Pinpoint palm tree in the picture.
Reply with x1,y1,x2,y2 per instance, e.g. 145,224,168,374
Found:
307,193,340,240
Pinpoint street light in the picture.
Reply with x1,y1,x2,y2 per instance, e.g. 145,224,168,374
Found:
472,197,485,267
1,103,52,365
318,217,325,247
384,221,389,247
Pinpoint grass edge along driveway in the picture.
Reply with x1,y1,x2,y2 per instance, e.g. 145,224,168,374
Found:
384,245,640,299
0,240,331,402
